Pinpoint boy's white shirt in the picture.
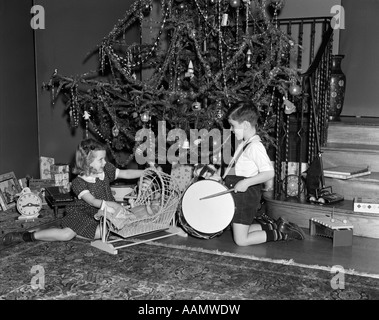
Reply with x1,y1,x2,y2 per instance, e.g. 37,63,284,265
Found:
234,135,273,178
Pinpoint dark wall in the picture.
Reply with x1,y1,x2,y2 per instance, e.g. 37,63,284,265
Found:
340,0,379,117
0,0,39,178
35,0,138,170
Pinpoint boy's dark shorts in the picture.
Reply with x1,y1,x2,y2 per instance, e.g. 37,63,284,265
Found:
224,175,262,225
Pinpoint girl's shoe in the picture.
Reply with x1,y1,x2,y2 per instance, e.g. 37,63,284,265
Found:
1,232,24,246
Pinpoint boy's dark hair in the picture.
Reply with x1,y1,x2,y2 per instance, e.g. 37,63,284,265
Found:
73,138,106,175
227,101,260,127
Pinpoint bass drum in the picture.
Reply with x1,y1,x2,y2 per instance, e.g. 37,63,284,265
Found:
179,179,235,239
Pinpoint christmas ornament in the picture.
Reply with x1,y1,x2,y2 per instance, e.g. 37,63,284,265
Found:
112,124,120,137
83,111,91,120
178,3,186,10
192,102,201,111
246,49,252,68
141,112,150,122
283,98,296,114
142,4,152,16
289,84,302,96
203,40,207,52
221,14,229,27
269,67,280,78
230,0,241,8
185,60,194,78
193,139,202,146
188,29,196,39
182,139,190,149
192,101,201,111
269,0,285,11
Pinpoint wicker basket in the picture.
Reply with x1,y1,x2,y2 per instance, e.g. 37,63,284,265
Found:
107,168,181,238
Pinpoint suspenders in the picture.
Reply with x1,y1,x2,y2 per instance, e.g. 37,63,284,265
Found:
222,137,253,180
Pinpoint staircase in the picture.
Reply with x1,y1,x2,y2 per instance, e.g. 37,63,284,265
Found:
322,117,379,201
263,17,379,239
264,117,379,239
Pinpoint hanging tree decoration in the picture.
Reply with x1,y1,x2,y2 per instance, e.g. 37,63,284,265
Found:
246,48,252,68
185,60,194,79
229,0,241,8
192,101,202,111
112,124,120,137
83,110,91,139
289,81,302,96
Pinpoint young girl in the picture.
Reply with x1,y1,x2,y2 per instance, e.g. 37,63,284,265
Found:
2,138,145,245
210,101,305,246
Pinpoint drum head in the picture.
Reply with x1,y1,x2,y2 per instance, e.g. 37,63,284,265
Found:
181,180,235,234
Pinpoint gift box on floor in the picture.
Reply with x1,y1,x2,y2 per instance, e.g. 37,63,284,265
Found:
170,164,194,192
353,197,379,214
39,156,55,179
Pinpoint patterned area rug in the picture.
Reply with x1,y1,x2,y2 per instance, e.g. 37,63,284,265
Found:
1,238,379,300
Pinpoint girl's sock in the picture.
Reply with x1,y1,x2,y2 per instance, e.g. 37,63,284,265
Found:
22,232,36,242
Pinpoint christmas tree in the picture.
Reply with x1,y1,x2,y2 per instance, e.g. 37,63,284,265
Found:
43,0,302,168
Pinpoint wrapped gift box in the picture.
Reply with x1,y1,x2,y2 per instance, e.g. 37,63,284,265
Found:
51,164,70,192
39,156,55,179
170,163,194,192
353,197,379,214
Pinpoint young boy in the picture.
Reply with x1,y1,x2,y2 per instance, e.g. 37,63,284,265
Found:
211,101,305,246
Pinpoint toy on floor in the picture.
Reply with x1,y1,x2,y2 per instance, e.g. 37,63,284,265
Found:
91,168,186,254
309,208,353,247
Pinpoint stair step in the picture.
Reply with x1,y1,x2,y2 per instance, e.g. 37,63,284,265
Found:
322,143,379,172
325,172,379,201
328,118,379,145
263,192,379,239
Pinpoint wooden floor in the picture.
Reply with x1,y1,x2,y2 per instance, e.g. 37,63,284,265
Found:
153,226,379,276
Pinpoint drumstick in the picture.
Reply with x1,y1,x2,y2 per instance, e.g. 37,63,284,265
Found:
200,188,235,200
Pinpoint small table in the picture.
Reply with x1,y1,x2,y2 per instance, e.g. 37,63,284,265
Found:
45,195,75,218
309,216,353,247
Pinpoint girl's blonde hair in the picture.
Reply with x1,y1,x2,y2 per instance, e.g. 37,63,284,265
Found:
73,138,106,176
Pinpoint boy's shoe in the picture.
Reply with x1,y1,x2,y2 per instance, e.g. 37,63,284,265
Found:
1,232,24,246
255,214,277,225
277,219,305,240
277,217,298,229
